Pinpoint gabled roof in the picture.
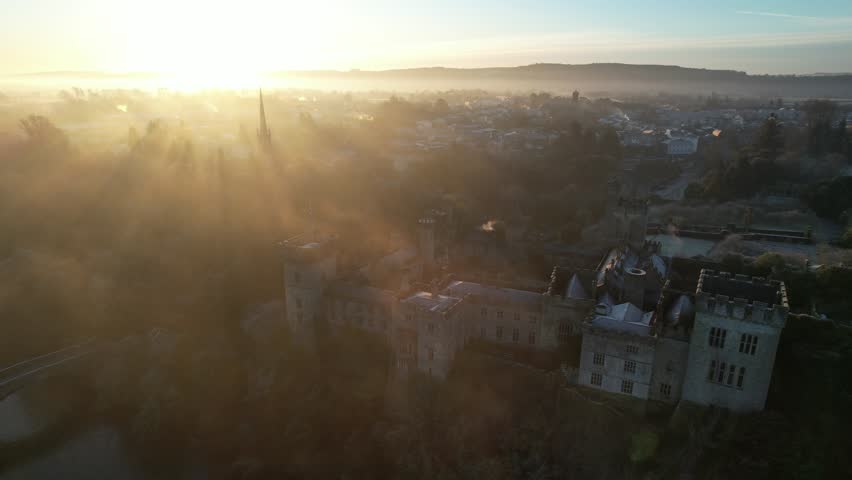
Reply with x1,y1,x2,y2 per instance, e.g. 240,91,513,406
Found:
566,274,590,299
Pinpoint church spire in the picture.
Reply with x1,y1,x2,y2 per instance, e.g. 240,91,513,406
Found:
257,88,272,151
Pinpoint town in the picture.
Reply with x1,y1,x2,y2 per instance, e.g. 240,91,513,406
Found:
1,67,852,478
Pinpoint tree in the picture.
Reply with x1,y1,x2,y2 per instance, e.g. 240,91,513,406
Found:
434,98,449,115
755,114,784,161
18,115,68,149
572,90,580,103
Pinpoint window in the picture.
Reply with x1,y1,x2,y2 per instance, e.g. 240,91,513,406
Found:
529,315,538,323
717,362,727,383
293,271,301,284
739,334,758,355
593,353,605,366
528,331,536,345
621,380,634,395
496,326,503,340
590,372,603,386
660,383,672,398
427,323,435,334
497,310,504,319
480,307,487,317
514,312,520,321
480,327,486,338
626,344,639,354
427,347,434,360
405,314,413,322
511,328,519,343
709,327,727,348
558,323,570,343
624,360,636,374
708,361,745,389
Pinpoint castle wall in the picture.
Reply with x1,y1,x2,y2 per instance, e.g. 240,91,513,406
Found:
578,329,656,399
649,337,689,403
284,255,337,344
681,310,783,412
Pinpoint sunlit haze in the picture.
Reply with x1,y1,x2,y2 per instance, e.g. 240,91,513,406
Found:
3,0,852,88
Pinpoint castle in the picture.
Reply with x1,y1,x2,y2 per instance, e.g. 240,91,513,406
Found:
281,182,788,413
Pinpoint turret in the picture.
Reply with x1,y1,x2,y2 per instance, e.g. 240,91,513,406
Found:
282,235,337,345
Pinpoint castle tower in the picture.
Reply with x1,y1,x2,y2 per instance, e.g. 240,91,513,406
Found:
257,89,272,152
681,270,788,412
282,236,337,346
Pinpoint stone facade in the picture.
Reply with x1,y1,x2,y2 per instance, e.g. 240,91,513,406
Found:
578,327,657,399
681,271,788,412
281,204,788,413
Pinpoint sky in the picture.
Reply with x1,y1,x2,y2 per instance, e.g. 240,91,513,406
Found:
2,0,852,78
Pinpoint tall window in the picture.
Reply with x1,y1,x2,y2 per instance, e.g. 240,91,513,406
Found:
512,328,519,343
708,361,745,389
660,383,672,398
480,327,486,338
624,360,637,374
739,334,758,355
709,327,727,348
626,344,639,354
593,353,605,366
621,380,634,395
497,311,504,319
427,323,435,334
590,372,602,386
293,271,301,284
427,347,434,360
528,331,536,345
514,312,520,321
529,315,538,323
558,323,571,343
480,307,487,317
496,326,503,340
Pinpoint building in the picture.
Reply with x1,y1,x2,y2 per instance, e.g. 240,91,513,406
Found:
665,136,699,156
681,270,788,412
257,89,272,153
281,191,788,413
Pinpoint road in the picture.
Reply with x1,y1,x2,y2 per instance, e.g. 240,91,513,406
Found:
0,339,97,399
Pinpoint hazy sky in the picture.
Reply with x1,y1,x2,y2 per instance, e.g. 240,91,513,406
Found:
2,0,852,76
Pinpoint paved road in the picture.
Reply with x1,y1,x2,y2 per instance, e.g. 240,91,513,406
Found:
0,339,96,397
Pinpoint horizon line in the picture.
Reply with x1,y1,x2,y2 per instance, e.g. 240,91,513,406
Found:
4,62,852,79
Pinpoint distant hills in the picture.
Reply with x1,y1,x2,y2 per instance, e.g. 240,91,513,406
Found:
6,63,852,98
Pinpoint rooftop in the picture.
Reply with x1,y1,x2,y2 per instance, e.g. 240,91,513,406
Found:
444,280,541,307
697,270,786,307
589,302,655,336
403,291,464,315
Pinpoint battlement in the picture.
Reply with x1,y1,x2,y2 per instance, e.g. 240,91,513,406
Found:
281,234,337,264
694,269,788,326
